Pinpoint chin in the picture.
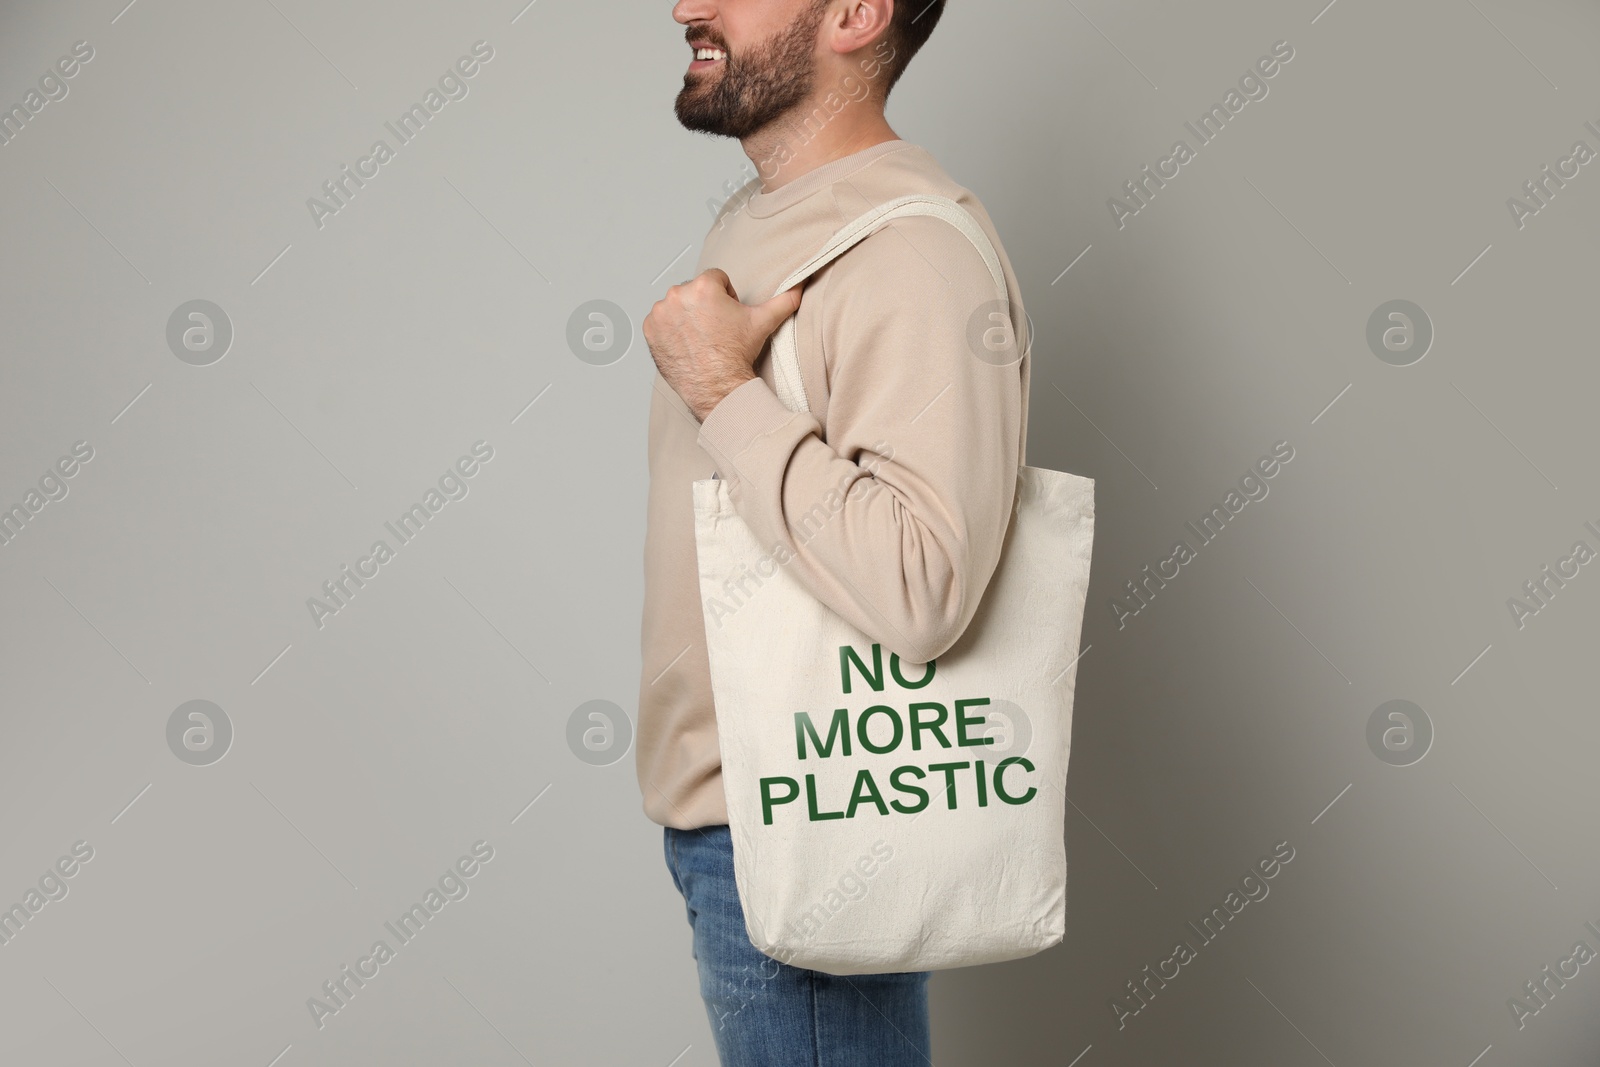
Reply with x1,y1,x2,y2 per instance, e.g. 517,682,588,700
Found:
675,101,729,138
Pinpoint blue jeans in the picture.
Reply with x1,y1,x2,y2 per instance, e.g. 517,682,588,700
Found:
663,824,932,1066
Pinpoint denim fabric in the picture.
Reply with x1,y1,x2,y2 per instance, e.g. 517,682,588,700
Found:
664,824,932,1066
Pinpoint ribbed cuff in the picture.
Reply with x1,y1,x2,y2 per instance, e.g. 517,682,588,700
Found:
696,376,801,485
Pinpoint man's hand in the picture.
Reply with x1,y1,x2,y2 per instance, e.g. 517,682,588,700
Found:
644,268,803,422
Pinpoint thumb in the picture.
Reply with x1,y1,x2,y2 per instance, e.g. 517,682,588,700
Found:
749,285,804,338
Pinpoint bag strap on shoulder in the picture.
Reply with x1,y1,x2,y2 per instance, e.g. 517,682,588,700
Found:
768,194,1007,415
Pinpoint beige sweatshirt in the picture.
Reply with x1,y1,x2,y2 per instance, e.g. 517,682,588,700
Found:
636,139,1031,830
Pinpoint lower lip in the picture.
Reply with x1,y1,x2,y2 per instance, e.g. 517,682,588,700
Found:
688,56,725,71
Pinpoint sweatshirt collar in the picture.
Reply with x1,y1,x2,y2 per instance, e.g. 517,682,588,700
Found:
744,139,912,218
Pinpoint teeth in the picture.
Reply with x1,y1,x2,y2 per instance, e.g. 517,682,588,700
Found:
694,48,726,61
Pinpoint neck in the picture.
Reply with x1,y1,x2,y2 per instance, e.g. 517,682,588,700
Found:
742,101,899,194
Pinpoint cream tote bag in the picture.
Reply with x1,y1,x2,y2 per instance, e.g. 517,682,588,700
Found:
692,194,1095,975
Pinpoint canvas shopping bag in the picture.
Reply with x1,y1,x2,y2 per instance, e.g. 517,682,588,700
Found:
692,194,1095,975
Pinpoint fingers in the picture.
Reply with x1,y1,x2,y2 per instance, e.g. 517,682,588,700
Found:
700,267,736,296
748,284,804,339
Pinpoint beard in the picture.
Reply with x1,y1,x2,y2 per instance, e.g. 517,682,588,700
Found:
674,2,829,139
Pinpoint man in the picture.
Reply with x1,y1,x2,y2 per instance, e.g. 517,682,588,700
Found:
640,0,1031,1061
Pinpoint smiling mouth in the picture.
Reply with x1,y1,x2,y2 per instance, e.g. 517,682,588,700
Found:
689,44,728,70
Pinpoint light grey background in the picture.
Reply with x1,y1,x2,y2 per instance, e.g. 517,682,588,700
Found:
2,0,1597,1064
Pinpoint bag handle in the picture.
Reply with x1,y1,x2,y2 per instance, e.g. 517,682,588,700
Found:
767,194,1008,415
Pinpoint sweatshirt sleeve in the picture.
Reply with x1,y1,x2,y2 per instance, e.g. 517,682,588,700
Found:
695,213,1025,664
